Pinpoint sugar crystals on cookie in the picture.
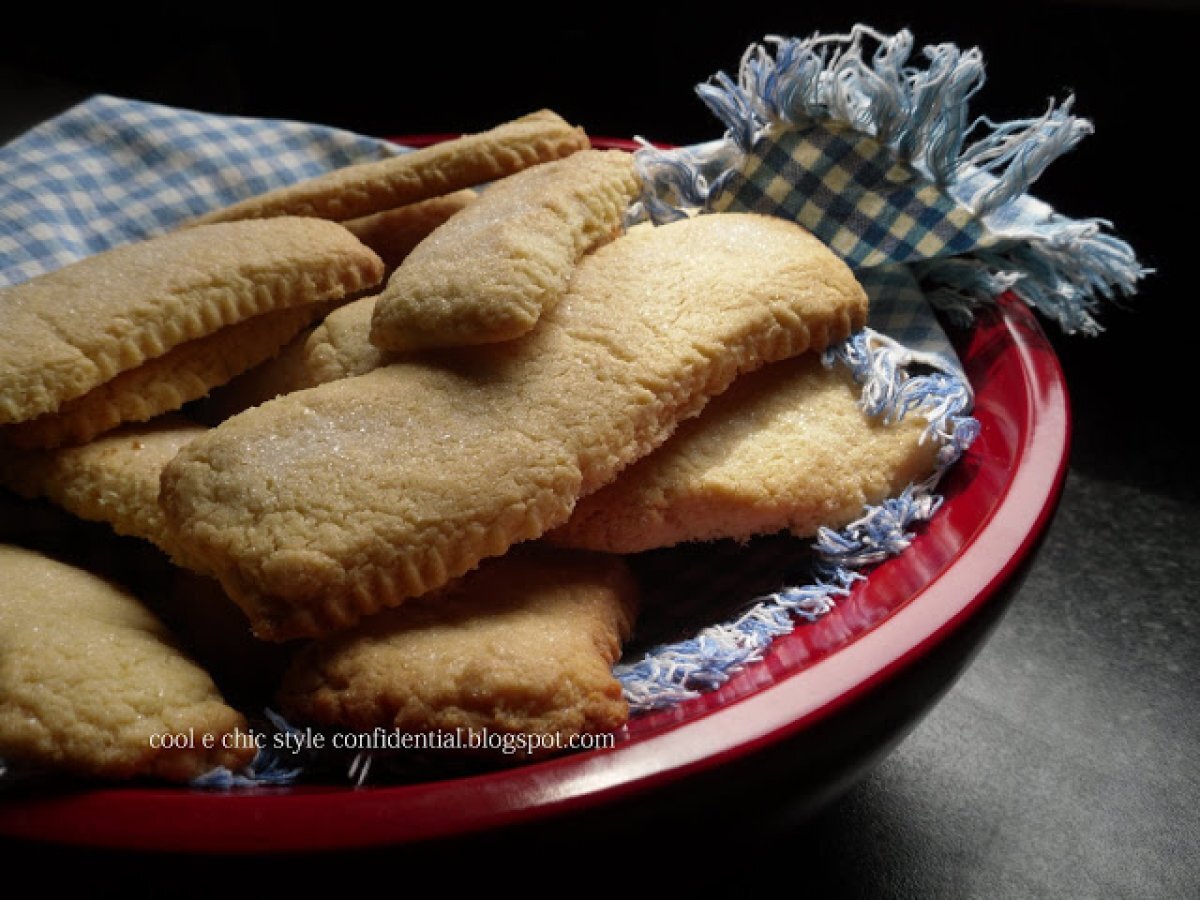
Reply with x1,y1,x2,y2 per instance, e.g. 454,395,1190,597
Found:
0,218,384,445
160,213,867,640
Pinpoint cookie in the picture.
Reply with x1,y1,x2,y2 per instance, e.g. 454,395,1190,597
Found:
370,149,640,351
278,547,637,753
0,218,384,427
192,110,588,225
279,152,640,385
551,354,941,551
160,213,867,640
0,416,205,555
193,323,323,422
302,296,385,386
343,190,477,275
204,296,381,403
0,544,255,781
3,304,330,449
196,295,376,418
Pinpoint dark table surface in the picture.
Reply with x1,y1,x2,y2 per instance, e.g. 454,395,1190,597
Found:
1,3,1197,894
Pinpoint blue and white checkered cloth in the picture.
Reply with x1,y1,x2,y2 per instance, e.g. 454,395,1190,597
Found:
635,26,1144,338
0,94,404,287
711,121,986,267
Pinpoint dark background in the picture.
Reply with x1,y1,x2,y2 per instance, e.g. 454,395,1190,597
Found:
2,1,1197,893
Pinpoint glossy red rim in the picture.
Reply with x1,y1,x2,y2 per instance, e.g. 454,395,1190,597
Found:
0,138,1071,853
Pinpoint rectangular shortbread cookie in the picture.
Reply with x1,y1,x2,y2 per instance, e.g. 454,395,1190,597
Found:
0,544,255,781
192,110,588,225
278,548,637,753
369,149,640,350
551,354,941,551
0,218,383,426
342,190,477,276
0,416,206,557
160,213,867,640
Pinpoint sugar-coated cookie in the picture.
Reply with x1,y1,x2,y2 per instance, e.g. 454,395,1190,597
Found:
279,547,636,754
0,416,205,555
0,544,255,781
194,323,323,422
343,190,477,275
3,304,329,449
160,214,867,640
193,110,588,225
301,297,384,387
552,354,940,551
0,218,383,427
370,149,639,351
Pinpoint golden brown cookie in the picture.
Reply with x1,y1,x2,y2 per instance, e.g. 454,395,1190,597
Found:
196,294,381,416
193,323,322,422
551,354,941,551
285,152,638,385
0,218,384,427
192,110,588,225
301,296,386,386
160,214,867,640
0,416,205,555
204,295,383,403
370,149,640,351
342,190,477,275
3,304,329,449
278,547,636,754
0,544,255,781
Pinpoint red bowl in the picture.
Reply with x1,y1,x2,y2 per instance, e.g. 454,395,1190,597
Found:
0,138,1070,852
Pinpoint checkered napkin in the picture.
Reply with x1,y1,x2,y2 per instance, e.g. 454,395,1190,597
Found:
711,121,985,267
0,94,405,287
635,26,1145,339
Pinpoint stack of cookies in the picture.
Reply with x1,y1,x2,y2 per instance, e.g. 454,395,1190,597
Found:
0,110,935,783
